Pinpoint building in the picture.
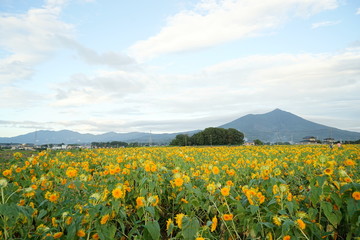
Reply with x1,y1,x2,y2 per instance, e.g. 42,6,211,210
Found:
323,138,335,144
300,136,318,144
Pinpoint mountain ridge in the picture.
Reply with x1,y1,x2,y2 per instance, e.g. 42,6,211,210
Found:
1,109,359,144
219,109,360,142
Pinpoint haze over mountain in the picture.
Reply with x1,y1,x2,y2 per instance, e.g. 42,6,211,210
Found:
0,109,359,144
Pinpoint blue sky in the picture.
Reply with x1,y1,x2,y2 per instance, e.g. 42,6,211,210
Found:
1,0,359,137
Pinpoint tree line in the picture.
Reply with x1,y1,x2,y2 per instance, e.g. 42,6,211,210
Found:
170,127,244,146
91,141,128,148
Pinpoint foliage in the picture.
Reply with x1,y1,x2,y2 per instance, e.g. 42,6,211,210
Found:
343,139,360,144
253,139,264,145
0,145,359,239
91,141,128,148
170,134,190,146
171,128,244,146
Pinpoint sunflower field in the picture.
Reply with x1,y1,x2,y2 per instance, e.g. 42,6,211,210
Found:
0,145,359,240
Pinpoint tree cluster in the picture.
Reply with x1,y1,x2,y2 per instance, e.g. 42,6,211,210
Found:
170,127,244,146
253,139,264,145
342,139,360,144
91,141,128,148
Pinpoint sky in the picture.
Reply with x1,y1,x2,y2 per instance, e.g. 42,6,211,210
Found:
0,0,360,137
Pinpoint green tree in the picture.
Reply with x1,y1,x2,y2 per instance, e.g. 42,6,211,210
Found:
253,139,264,145
170,134,190,146
226,128,244,145
188,128,244,146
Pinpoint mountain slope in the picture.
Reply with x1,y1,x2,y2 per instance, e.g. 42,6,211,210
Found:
219,109,360,142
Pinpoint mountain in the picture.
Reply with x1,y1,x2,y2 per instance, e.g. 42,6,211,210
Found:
1,109,359,144
0,130,181,145
219,108,360,143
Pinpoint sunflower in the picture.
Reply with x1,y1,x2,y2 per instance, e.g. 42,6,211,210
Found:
175,213,185,229
77,229,86,237
211,216,217,232
100,214,110,225
112,188,124,199
174,178,184,187
166,218,173,230
221,187,230,197
223,214,233,221
272,216,281,226
352,191,360,201
212,166,220,174
53,232,63,239
324,168,333,175
136,197,145,208
296,219,306,230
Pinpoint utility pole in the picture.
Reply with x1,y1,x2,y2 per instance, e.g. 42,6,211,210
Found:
34,128,38,146
149,130,152,146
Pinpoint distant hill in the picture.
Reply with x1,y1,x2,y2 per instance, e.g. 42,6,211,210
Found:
0,129,199,145
1,109,359,144
219,108,360,143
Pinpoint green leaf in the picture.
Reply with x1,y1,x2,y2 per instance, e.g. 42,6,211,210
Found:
96,223,117,240
321,201,332,215
340,182,360,194
321,201,340,227
316,175,327,187
330,192,342,207
267,198,277,207
145,206,155,217
66,223,77,240
182,217,200,240
308,207,318,220
278,209,287,215
310,187,321,205
112,199,121,213
346,198,357,218
249,205,259,215
285,201,294,215
208,195,215,202
323,185,331,196
260,222,275,228
144,220,160,240
37,209,47,219
282,219,294,235
166,221,174,236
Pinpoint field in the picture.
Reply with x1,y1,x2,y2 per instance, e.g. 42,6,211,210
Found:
0,145,359,240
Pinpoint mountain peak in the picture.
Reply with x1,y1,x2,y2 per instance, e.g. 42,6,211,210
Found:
219,109,360,142
268,108,288,114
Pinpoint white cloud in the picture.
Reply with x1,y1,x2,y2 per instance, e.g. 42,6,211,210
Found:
311,20,341,29
0,2,73,83
59,37,136,68
202,48,360,94
129,0,339,60
45,0,68,8
0,86,44,108
357,8,360,14
51,70,149,107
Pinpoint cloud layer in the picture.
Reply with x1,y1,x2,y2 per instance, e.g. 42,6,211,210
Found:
42,47,360,133
129,0,339,60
